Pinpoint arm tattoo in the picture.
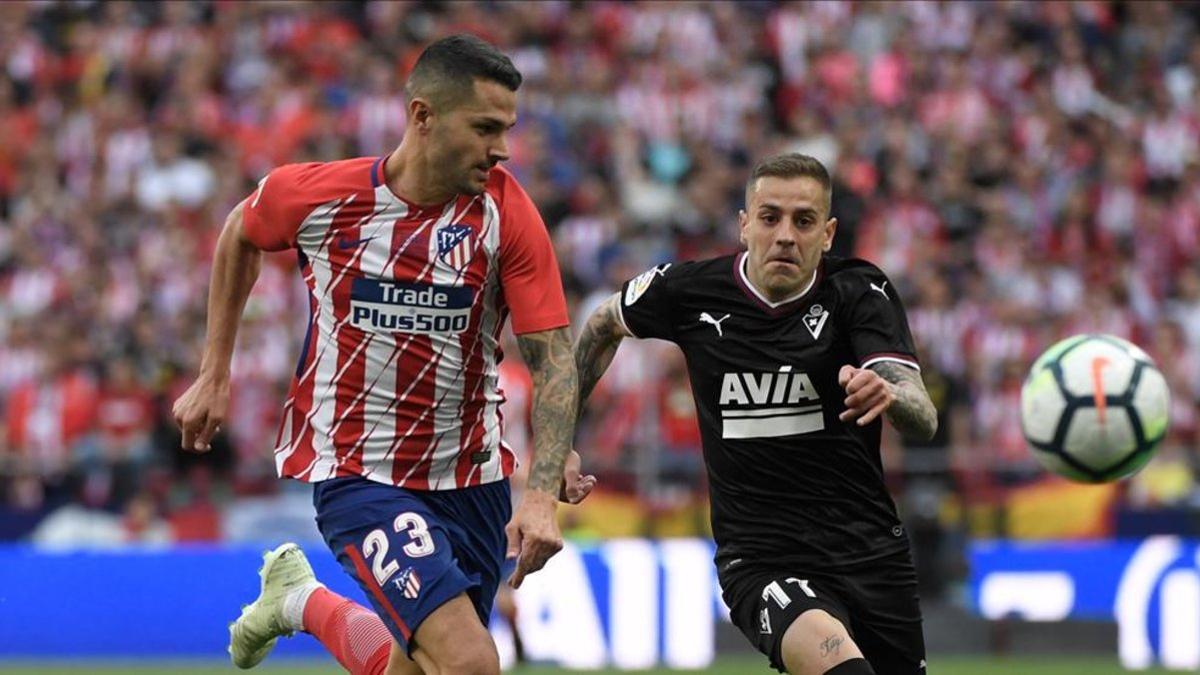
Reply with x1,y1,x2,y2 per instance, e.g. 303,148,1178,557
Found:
870,361,939,441
517,326,579,494
573,294,630,418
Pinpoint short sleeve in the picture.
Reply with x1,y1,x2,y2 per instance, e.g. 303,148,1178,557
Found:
844,269,920,371
240,163,319,252
497,177,570,335
617,263,677,341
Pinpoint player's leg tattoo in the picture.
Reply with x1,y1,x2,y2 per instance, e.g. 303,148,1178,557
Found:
867,362,937,440
779,609,866,675
819,633,844,658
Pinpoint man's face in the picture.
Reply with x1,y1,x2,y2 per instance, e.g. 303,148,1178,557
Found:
738,175,836,301
425,79,516,196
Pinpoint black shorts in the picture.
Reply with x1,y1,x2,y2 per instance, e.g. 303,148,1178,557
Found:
721,552,926,674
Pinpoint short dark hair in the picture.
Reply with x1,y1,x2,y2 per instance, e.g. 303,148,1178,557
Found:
405,34,522,110
746,153,833,215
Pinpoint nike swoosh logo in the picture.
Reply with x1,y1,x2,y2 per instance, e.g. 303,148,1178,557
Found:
337,236,377,250
250,174,269,208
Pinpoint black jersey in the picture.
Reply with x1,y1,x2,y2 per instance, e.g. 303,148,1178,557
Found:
618,253,921,574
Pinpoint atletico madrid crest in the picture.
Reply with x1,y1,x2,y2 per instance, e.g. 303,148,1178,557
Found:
393,567,422,599
437,224,474,271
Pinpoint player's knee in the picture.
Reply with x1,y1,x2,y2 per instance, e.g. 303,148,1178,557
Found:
779,609,864,675
384,642,427,675
436,640,499,675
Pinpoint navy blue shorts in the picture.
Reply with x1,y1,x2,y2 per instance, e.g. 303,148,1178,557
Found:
313,476,512,653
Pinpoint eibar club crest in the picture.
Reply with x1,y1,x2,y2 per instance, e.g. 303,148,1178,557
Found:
437,224,474,271
802,304,829,340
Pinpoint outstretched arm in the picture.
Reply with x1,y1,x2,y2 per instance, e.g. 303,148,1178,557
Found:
506,325,583,588
838,362,938,440
517,326,580,496
574,293,633,418
172,201,262,452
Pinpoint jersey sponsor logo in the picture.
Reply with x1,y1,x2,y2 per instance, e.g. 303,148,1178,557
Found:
802,304,829,340
437,224,474,271
624,264,671,306
699,312,730,337
719,366,824,439
870,280,889,298
349,278,475,335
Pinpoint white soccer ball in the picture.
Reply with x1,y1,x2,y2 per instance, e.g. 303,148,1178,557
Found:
1020,334,1170,483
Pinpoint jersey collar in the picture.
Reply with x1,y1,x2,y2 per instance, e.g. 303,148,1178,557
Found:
734,252,822,315
372,153,457,218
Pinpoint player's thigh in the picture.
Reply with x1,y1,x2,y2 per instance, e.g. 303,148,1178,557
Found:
421,479,512,624
779,609,865,675
848,621,924,675
408,593,499,675
726,572,858,674
313,478,479,657
843,559,926,675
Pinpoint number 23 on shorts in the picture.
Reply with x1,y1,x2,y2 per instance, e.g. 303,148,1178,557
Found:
361,512,437,586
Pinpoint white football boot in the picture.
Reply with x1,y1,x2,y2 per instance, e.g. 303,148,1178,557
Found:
228,542,320,669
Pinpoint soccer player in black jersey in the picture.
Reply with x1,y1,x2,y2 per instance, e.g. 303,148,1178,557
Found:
574,154,938,675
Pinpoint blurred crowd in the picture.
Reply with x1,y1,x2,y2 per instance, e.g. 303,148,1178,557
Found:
1,0,1200,574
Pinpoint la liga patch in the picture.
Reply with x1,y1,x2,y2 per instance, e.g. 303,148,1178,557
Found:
624,263,671,306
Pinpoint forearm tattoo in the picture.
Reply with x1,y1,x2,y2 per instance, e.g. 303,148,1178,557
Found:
573,294,627,418
517,326,579,493
870,362,939,440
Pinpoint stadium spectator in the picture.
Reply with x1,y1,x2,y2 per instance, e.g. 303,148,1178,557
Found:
0,1,1198,595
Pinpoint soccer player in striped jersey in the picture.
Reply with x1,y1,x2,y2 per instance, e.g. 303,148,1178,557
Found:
573,154,938,675
173,35,594,675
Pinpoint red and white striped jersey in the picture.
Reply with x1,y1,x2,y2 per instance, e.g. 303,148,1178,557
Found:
241,156,569,490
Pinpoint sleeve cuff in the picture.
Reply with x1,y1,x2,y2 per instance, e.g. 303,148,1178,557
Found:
510,314,570,335
614,300,639,338
860,353,920,371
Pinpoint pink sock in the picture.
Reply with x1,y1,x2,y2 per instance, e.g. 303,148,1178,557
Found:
303,587,393,675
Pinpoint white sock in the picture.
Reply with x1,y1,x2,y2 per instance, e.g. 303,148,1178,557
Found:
281,581,324,632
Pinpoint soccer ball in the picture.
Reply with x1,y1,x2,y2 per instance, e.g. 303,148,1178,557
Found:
1020,334,1170,483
